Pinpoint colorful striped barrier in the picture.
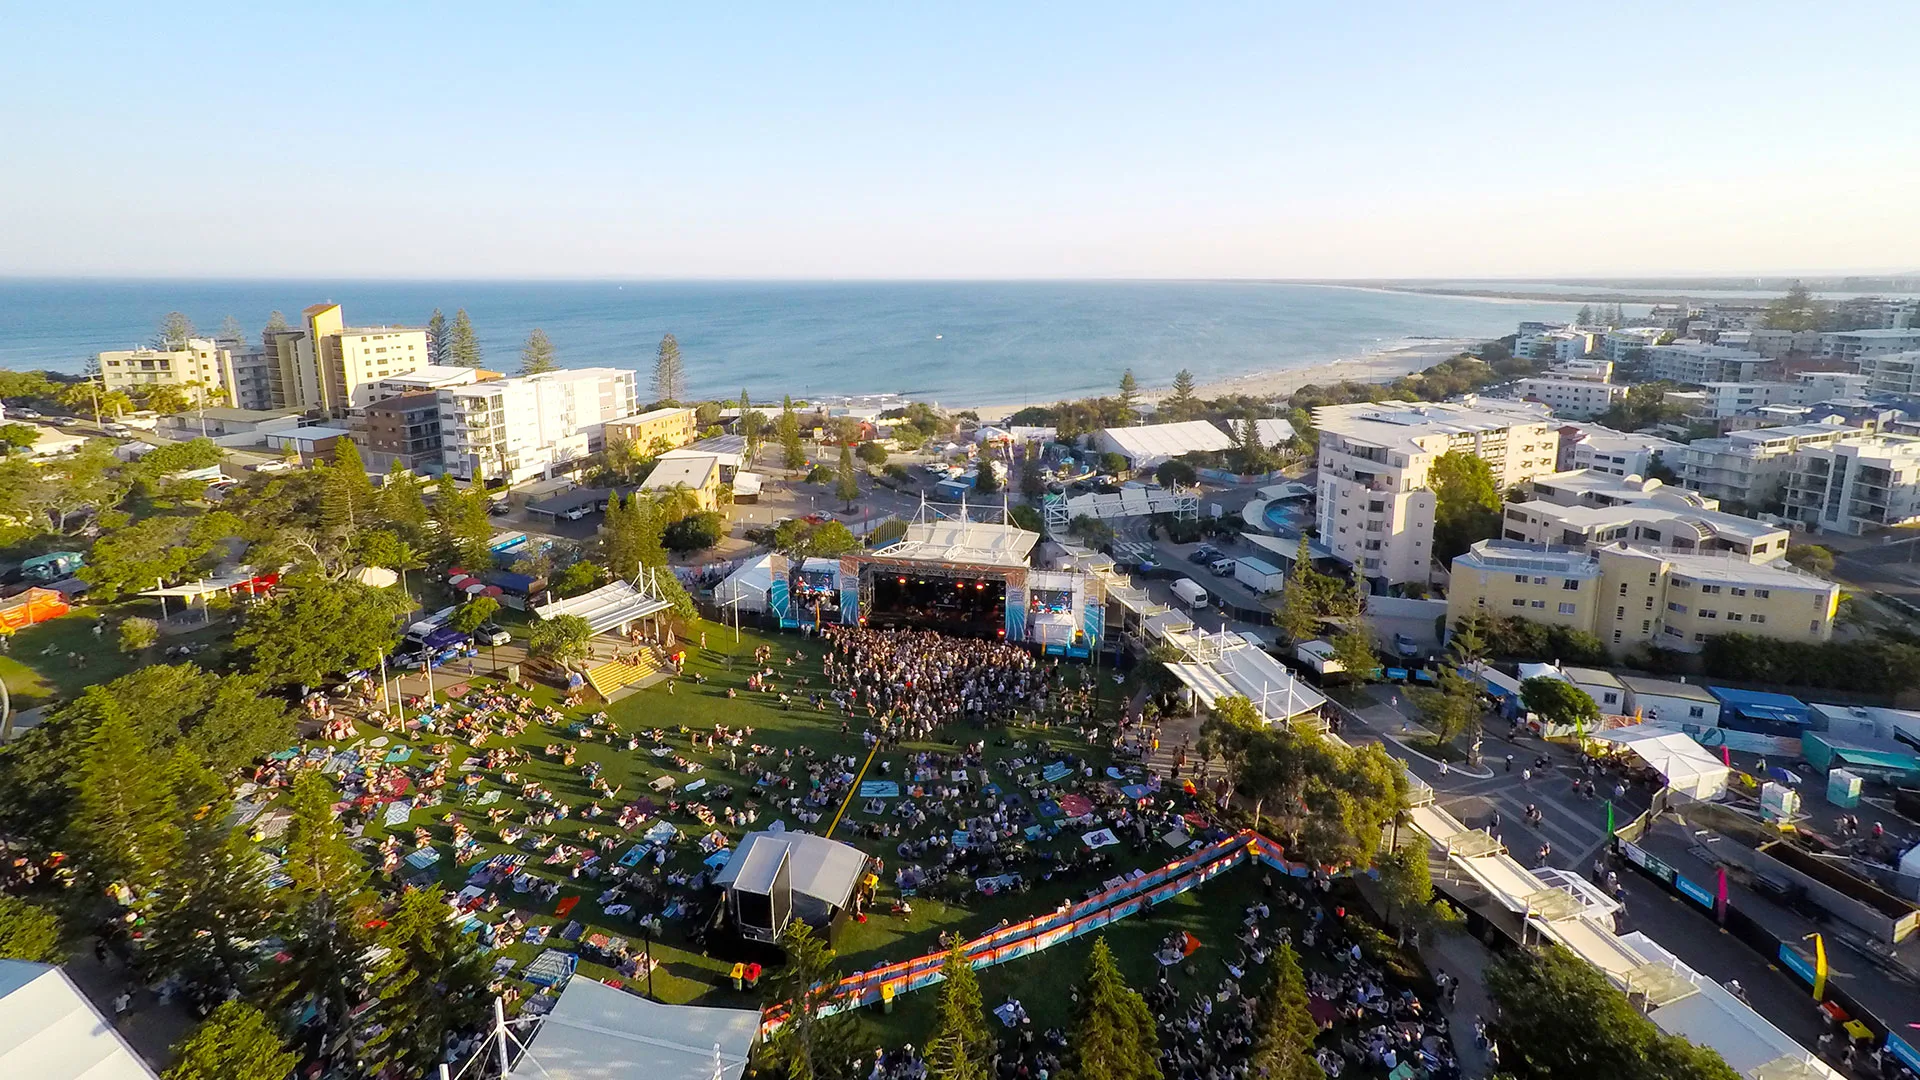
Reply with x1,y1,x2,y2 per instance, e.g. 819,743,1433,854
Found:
760,829,1323,1033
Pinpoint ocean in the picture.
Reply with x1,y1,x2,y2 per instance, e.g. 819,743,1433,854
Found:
0,279,1590,407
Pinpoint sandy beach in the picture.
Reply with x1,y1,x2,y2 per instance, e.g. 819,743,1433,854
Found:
969,338,1478,422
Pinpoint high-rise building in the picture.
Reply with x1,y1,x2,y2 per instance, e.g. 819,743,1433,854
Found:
96,338,237,403
1312,398,1559,586
1643,343,1770,384
1784,433,1920,535
1675,423,1861,506
438,368,638,483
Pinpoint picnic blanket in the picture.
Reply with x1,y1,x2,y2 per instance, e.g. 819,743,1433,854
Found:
555,896,580,918
618,845,649,868
1081,828,1120,849
1058,794,1094,818
1120,784,1152,801
975,873,1019,894
681,778,706,794
1162,828,1192,849
641,821,679,845
383,803,413,827
858,780,900,798
384,747,412,764
1037,799,1062,818
522,924,551,946
704,850,732,869
404,848,442,869
649,775,677,792
476,790,502,806
1106,766,1125,779
1042,762,1073,783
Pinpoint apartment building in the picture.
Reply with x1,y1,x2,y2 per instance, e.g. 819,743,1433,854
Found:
368,364,488,405
97,339,237,403
604,406,699,452
1785,433,1920,535
261,304,431,415
1676,422,1861,506
1313,398,1559,586
1831,296,1918,331
1689,382,1804,421
1821,329,1920,365
1447,539,1839,655
1855,351,1920,397
1601,327,1665,363
1501,476,1789,563
1644,343,1770,384
362,392,447,475
1744,328,1824,359
1511,374,1628,419
1556,425,1684,477
1516,327,1598,363
219,343,277,410
438,367,637,483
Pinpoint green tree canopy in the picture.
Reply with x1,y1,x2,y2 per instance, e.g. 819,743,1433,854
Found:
779,394,806,469
365,886,491,1075
426,309,448,365
162,1001,298,1080
836,443,861,506
1430,450,1502,562
68,698,182,905
1250,942,1324,1080
233,574,408,686
0,895,63,962
654,333,686,403
763,921,864,1080
447,595,501,634
1062,936,1160,1080
529,613,594,666
1762,282,1826,332
926,941,991,1080
520,328,558,374
446,309,482,367
1520,676,1601,729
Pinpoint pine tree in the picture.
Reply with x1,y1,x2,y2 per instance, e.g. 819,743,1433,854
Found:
1165,368,1198,421
364,887,490,1076
520,328,558,374
452,481,495,566
1575,304,1594,327
426,309,448,365
217,314,247,346
780,394,806,469
603,494,639,580
271,772,373,1034
1062,937,1160,1080
323,437,376,534
1117,368,1139,417
654,332,686,403
378,461,431,540
974,443,1000,495
1275,535,1322,644
1250,944,1325,1080
1017,444,1044,500
447,309,482,368
153,312,198,350
764,922,863,1080
740,389,763,465
263,310,290,337
835,443,860,508
149,754,278,994
162,1001,299,1080
67,693,182,906
926,941,991,1080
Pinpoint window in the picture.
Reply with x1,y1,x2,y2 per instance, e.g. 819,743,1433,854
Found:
1810,620,1822,634
1755,589,1769,599
1644,596,1654,610
1514,574,1528,584
1602,692,1619,706
1731,587,1746,597
1642,620,1652,633
1512,598,1527,608
1750,614,1766,624
1667,603,1687,614
1612,630,1623,643
1701,584,1721,595
1533,576,1547,585
1695,633,1707,642
1688,706,1705,719
1616,607,1625,619
1558,603,1576,615
1727,612,1743,622
1563,579,1580,590
1619,583,1629,595
1531,600,1546,609
1648,573,1657,585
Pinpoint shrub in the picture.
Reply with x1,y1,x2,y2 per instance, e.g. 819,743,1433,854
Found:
118,617,160,654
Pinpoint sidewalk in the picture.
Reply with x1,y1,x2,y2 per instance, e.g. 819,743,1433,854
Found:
1417,931,1501,1079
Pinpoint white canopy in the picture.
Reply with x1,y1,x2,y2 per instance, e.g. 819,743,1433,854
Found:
509,976,758,1080
715,555,774,613
1589,725,1730,800
534,578,671,634
0,961,156,1079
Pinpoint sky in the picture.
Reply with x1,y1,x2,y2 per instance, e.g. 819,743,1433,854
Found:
4,2,1918,280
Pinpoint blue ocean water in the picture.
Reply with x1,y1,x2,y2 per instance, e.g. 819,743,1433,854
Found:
0,280,1588,406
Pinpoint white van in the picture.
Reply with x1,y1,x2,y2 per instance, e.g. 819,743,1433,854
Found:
1170,578,1209,610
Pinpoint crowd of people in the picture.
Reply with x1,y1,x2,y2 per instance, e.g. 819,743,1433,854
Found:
821,625,1051,733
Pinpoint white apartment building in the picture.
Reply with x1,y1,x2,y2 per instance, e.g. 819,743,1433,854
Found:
1689,382,1805,421
1517,328,1598,363
97,338,237,403
1511,375,1628,419
1556,425,1684,477
439,367,637,483
368,364,485,405
1313,398,1559,586
1796,371,1871,400
1785,433,1920,535
1676,422,1861,507
1502,474,1789,563
1855,351,1920,397
1832,296,1918,331
1643,343,1770,385
1601,327,1665,363
1820,328,1920,365
1745,329,1823,359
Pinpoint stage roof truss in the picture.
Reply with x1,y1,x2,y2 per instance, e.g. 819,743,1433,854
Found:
1621,961,1700,1009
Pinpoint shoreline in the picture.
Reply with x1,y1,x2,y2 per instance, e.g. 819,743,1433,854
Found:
966,338,1477,422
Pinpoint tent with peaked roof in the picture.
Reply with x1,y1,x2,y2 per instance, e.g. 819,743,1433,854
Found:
507,976,758,1080
0,961,156,1079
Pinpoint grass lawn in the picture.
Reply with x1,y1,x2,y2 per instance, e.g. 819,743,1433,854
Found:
0,607,232,712
287,617,1194,1032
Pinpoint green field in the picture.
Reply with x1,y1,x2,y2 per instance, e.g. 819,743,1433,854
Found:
293,618,1196,1027
1,606,230,713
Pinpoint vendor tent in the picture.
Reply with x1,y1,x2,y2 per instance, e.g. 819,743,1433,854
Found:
1589,726,1731,800
508,976,758,1080
715,554,773,613
0,960,156,1079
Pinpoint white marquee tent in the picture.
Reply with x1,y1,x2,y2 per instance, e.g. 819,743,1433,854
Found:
507,976,759,1080
0,961,156,1079
1589,725,1731,800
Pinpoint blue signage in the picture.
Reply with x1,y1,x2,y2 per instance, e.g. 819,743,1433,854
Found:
1776,942,1815,985
1674,874,1714,909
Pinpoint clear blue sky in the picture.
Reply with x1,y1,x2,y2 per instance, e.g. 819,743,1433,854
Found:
5,2,1916,279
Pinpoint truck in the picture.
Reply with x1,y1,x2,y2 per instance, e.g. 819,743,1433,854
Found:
1169,578,1209,610
1295,639,1344,676
1234,557,1286,594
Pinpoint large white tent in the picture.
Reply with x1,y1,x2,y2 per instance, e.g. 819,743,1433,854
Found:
1589,725,1731,800
0,961,156,1079
508,976,759,1080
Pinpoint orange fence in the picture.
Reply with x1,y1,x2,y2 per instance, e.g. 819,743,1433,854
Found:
0,588,69,631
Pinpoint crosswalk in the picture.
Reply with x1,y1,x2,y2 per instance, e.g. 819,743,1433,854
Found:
1437,773,1614,868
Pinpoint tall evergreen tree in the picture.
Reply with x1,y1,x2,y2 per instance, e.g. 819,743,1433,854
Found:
780,394,806,469
217,314,247,346
653,332,686,402
272,772,373,1037
447,309,482,367
1117,368,1139,418
603,494,639,580
153,311,198,350
149,753,278,994
835,443,860,508
263,310,290,338
740,388,764,465
519,328,559,374
426,309,448,365
377,461,431,541
323,437,376,534
67,694,182,907
364,887,491,1076
1250,944,1325,1080
764,922,863,1080
974,442,1000,495
162,1001,299,1080
1164,368,1198,421
1062,937,1160,1080
926,941,991,1080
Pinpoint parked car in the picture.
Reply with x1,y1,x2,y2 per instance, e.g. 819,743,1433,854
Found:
1187,545,1221,564
562,505,591,521
10,408,40,419
476,622,512,647
102,423,133,437
1209,558,1237,577
1393,633,1420,658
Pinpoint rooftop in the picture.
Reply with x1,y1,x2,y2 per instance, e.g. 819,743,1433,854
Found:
380,364,480,384
1097,420,1233,460
1314,398,1552,452
1616,674,1717,702
613,405,696,424
879,515,1039,568
1511,499,1782,543
341,325,426,335
1455,539,1598,576
1635,547,1835,591
640,454,721,491
171,405,306,422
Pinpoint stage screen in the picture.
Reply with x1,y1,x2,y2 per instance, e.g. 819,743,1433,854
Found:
869,572,1007,637
1028,587,1074,615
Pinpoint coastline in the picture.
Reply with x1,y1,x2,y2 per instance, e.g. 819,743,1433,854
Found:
967,338,1477,422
